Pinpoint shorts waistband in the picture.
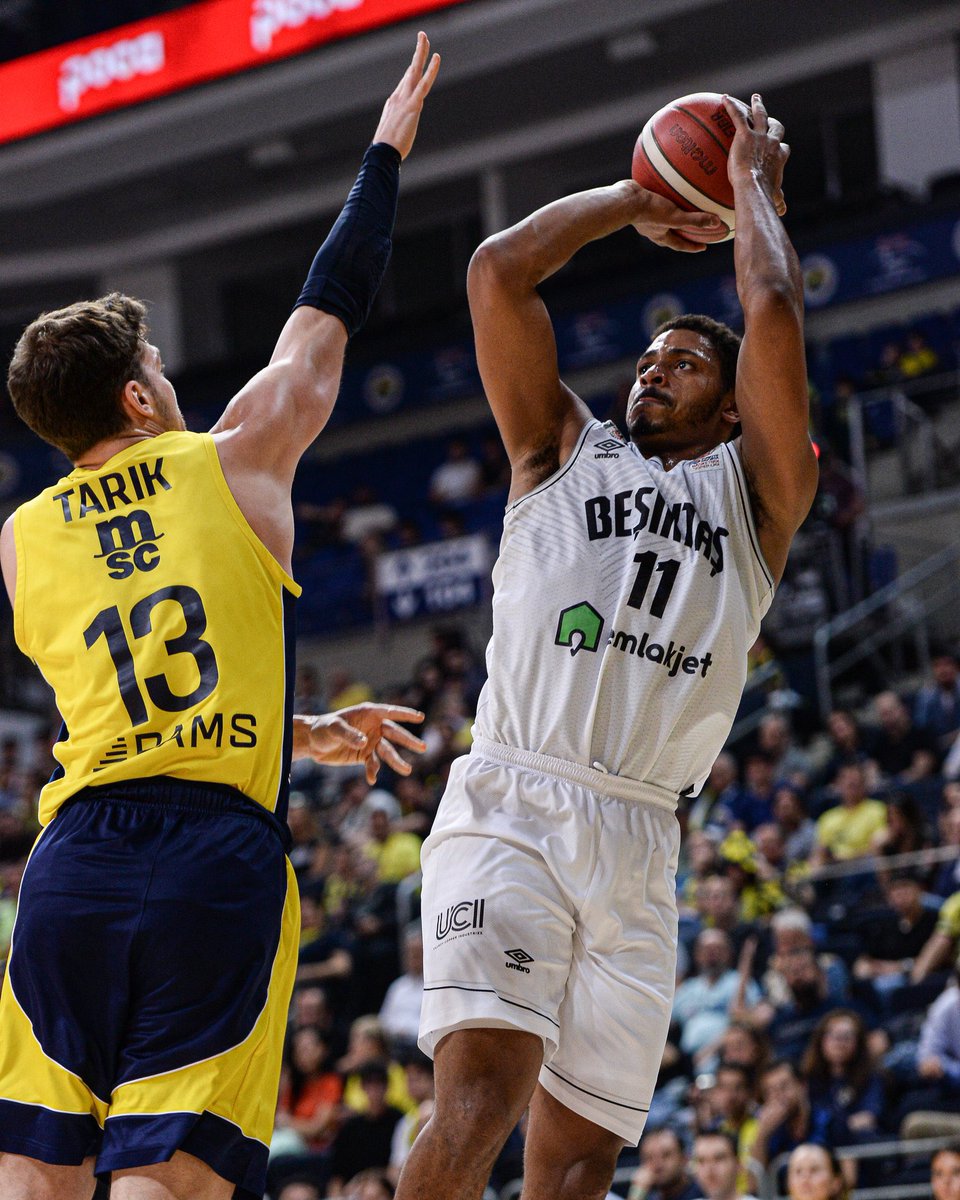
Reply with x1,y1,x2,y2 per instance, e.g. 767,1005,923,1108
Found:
65,776,292,848
470,737,678,812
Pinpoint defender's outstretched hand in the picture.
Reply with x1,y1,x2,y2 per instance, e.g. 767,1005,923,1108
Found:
293,704,426,783
723,93,789,216
625,181,728,252
374,32,441,160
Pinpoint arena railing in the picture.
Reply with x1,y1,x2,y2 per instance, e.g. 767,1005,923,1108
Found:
846,370,960,502
765,1133,957,1200
812,540,960,721
500,1132,958,1200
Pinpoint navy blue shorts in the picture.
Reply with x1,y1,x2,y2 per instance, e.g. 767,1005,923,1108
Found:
0,777,300,1199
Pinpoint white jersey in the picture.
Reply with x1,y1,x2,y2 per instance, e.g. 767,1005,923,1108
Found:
474,418,775,798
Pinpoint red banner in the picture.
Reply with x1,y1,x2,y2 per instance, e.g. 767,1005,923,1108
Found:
0,0,467,146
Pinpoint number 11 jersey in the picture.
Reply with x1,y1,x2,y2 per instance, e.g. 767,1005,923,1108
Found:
474,419,775,800
12,431,300,826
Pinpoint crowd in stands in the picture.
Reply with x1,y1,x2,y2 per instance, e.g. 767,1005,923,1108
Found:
2,625,960,1199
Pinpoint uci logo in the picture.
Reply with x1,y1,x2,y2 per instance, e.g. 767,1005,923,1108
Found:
94,510,164,579
436,897,485,941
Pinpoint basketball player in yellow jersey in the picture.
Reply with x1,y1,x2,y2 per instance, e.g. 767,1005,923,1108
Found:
0,35,439,1200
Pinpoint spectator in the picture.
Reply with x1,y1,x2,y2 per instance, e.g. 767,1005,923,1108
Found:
801,1010,886,1151
712,1061,760,1176
760,908,849,1016
288,791,321,874
811,762,887,867
870,792,929,866
691,1130,759,1200
678,831,722,913
348,856,405,1013
342,1169,395,1199
714,1022,772,1080
912,889,960,983
766,950,845,1063
428,438,482,506
362,799,422,884
695,874,745,943
328,668,375,712
673,930,761,1062
333,778,399,849
326,1062,403,1196
785,1143,849,1200
627,1127,700,1200
813,710,870,787
752,823,788,886
728,752,777,833
388,1051,435,1183
773,785,817,867
289,985,337,1046
934,806,960,899
377,924,424,1048
295,894,354,997
0,858,25,960
914,649,960,751
747,1061,828,1186
811,449,865,597
899,329,940,379
276,1180,322,1200
688,753,742,837
870,691,940,782
852,869,937,998
865,341,904,389
340,485,398,545
718,830,785,921
932,1144,960,1200
914,971,960,1108
945,728,960,781
274,1026,343,1153
756,713,812,788
339,1017,412,1118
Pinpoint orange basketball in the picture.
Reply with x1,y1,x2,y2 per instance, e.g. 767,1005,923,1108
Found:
632,92,738,241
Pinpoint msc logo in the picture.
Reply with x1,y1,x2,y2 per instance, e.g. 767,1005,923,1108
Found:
94,509,164,579
436,898,485,942
555,601,604,656
504,947,534,974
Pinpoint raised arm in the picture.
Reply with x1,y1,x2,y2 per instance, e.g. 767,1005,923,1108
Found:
211,34,440,567
468,185,724,501
725,94,819,584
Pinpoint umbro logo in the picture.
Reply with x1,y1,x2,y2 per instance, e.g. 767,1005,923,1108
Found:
595,439,622,452
504,947,534,974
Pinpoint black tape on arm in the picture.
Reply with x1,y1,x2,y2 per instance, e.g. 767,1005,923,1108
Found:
293,142,402,338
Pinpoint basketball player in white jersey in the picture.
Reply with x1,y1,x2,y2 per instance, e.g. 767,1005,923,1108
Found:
395,95,817,1200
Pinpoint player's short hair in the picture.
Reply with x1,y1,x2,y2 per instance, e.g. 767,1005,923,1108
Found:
653,314,742,395
7,292,149,460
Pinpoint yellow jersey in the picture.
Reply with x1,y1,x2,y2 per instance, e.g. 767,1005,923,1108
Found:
13,431,301,826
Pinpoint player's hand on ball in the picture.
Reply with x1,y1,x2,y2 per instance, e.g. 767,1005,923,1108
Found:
295,704,426,782
723,93,789,216
625,181,728,252
373,32,441,160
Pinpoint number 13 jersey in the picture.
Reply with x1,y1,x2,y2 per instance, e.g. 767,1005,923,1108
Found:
12,431,300,826
474,419,775,799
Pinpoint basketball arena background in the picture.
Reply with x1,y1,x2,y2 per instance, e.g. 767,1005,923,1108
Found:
1,2,960,1197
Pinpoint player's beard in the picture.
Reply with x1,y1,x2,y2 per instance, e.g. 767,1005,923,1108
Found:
628,390,724,444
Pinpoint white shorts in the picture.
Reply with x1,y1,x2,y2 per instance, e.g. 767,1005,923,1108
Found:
418,738,680,1144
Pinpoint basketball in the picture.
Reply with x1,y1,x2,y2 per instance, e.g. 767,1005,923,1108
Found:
632,92,738,241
